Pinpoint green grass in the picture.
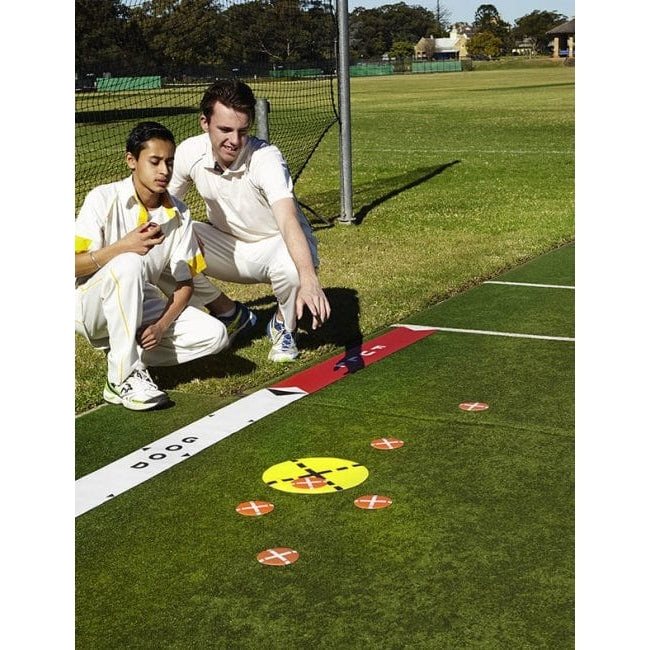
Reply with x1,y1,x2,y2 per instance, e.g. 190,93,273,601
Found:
75,65,574,414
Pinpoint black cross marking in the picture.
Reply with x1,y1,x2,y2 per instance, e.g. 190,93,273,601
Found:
265,459,362,491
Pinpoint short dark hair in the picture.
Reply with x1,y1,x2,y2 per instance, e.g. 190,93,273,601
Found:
200,79,256,125
126,122,175,159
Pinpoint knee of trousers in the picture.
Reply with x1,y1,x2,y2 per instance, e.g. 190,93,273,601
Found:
192,313,230,356
106,252,146,280
272,261,301,297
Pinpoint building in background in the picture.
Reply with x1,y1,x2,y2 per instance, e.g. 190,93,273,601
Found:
414,27,469,61
547,18,575,58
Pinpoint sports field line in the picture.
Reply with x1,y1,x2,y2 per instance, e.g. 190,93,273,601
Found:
483,280,575,289
400,324,574,342
484,281,575,289
355,147,574,156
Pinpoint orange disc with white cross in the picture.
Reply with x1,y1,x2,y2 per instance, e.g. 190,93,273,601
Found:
371,437,404,450
459,402,489,411
235,500,274,517
257,547,300,566
291,476,328,490
354,495,393,510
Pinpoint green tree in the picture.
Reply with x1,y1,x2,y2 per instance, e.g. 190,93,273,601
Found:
217,0,333,66
467,31,502,58
390,40,415,59
349,2,446,60
473,4,511,53
512,10,568,54
474,3,499,30
75,0,131,74
134,0,222,68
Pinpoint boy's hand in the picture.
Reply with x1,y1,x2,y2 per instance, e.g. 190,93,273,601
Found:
136,321,164,350
123,222,165,255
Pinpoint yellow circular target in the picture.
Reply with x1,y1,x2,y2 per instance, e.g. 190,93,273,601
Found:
263,457,369,494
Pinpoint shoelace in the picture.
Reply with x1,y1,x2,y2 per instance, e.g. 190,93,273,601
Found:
279,329,295,350
128,369,158,390
114,369,157,396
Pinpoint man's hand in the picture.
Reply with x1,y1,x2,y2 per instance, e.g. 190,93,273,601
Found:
296,280,331,330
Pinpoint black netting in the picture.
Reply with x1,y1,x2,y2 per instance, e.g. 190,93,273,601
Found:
75,0,339,219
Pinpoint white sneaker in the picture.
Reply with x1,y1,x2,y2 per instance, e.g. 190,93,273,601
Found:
266,312,299,362
103,368,169,411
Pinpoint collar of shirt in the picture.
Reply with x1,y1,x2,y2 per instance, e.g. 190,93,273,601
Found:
206,138,250,178
120,176,179,225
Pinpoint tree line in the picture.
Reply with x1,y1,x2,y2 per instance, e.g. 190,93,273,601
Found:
75,0,569,78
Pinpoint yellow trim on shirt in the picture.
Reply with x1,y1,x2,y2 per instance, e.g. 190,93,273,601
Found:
187,252,207,277
75,235,92,253
137,203,149,226
135,192,179,225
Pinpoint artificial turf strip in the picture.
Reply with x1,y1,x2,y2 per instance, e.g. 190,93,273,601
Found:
406,243,575,339
76,342,573,647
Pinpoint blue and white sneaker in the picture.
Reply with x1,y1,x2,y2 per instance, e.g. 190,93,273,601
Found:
217,301,257,345
266,312,299,362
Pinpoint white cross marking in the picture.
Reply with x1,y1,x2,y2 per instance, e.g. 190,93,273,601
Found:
240,501,264,515
265,549,295,564
358,495,389,509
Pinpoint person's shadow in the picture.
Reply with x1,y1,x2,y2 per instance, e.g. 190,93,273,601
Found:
227,286,366,375
300,162,461,228
296,286,366,375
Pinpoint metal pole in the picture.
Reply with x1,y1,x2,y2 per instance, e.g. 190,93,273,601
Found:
336,0,354,223
255,98,270,143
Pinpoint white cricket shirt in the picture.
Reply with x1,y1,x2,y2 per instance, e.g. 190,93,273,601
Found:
169,134,311,243
75,176,206,287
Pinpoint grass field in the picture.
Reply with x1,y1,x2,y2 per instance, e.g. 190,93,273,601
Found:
75,61,575,647
75,63,574,415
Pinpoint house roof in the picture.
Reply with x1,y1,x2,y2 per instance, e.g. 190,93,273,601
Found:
434,38,457,49
546,18,575,35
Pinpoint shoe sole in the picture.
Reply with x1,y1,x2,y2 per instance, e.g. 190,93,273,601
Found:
267,349,300,362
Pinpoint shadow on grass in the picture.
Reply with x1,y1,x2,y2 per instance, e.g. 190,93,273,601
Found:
226,286,363,352
152,348,258,390
353,161,461,225
299,162,461,228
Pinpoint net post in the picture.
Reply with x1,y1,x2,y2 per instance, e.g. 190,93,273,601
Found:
255,98,270,143
337,0,354,224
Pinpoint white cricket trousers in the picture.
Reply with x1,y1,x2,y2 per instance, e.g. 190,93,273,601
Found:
158,222,319,332
75,252,229,385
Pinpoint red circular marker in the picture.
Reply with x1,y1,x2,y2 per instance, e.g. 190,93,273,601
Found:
354,495,393,510
257,547,299,566
371,437,404,450
235,500,274,517
291,475,328,490
459,402,489,411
